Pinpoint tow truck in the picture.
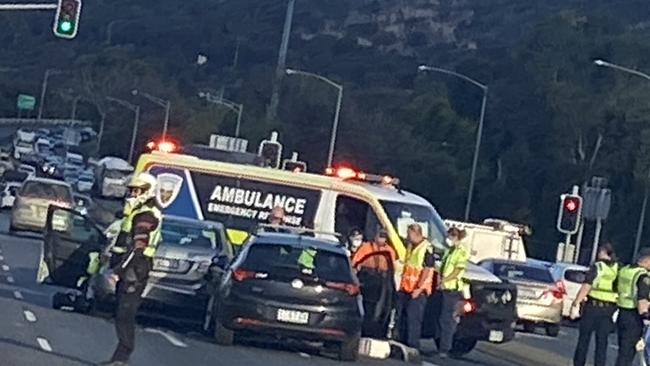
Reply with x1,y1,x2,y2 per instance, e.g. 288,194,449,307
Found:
41,138,517,358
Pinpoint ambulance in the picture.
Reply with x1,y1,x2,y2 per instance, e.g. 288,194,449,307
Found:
132,148,517,356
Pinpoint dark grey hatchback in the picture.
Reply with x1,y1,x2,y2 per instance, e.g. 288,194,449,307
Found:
213,232,363,361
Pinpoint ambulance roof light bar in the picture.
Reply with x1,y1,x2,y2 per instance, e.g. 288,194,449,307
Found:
324,166,400,187
146,138,180,154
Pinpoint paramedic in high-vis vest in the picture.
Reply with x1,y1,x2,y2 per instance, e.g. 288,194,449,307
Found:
571,243,619,366
615,248,650,366
396,223,435,349
101,173,162,366
438,227,469,359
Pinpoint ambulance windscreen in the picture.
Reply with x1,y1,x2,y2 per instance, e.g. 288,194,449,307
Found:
380,201,447,251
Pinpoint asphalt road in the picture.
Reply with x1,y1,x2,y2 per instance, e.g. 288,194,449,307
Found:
0,210,632,366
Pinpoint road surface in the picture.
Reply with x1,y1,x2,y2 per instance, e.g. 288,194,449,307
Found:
0,210,630,366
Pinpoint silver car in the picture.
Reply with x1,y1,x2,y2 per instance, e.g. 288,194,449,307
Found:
480,259,564,337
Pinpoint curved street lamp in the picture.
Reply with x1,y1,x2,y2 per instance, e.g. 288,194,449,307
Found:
418,65,489,221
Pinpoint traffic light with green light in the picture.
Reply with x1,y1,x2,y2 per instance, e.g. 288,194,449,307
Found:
53,0,82,39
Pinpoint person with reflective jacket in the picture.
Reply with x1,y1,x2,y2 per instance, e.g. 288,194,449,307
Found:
615,248,650,366
571,243,619,366
101,173,162,366
437,227,469,359
395,223,435,349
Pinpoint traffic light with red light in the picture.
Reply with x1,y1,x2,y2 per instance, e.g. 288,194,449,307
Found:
258,140,282,168
557,194,583,234
282,159,307,173
53,0,82,39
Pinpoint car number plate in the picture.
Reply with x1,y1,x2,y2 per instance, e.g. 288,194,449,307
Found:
153,258,179,270
489,330,504,343
518,288,537,299
277,309,309,324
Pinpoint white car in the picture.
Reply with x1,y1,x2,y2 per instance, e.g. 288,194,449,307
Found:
1,183,21,208
17,164,36,179
77,172,95,192
13,140,34,160
549,262,589,317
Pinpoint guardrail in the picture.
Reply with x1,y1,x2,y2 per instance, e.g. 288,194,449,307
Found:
0,118,93,126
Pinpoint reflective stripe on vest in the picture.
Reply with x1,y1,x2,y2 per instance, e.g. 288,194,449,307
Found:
617,265,646,309
399,240,433,294
120,204,162,258
590,261,618,303
440,246,468,292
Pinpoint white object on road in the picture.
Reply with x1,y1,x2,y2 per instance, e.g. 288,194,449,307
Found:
358,338,391,359
37,337,52,352
144,328,188,348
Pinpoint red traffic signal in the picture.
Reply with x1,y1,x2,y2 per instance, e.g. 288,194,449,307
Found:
557,194,582,234
282,160,307,173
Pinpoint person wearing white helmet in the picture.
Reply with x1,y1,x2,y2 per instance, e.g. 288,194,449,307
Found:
102,172,162,366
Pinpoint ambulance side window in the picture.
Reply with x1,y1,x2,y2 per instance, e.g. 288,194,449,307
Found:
334,195,381,240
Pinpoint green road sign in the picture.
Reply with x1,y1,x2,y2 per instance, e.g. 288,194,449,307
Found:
17,94,36,110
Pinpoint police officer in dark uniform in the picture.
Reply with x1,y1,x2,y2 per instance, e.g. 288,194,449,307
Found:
572,243,618,366
615,248,650,366
101,173,162,366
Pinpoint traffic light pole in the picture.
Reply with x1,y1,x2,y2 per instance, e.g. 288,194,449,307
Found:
0,4,57,10
590,218,603,264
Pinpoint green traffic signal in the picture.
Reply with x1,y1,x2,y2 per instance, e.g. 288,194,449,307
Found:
59,20,73,33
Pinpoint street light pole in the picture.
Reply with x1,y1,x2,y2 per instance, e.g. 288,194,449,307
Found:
285,68,343,168
38,69,61,121
198,92,244,137
107,96,140,164
266,0,296,123
132,89,171,140
418,65,488,221
594,59,650,260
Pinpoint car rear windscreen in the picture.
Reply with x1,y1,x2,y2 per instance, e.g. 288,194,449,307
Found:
161,220,221,250
493,263,554,283
20,181,72,202
243,244,353,283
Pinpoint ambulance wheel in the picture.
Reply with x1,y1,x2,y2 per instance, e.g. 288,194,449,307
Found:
450,337,478,358
545,324,560,337
338,333,360,362
214,318,235,346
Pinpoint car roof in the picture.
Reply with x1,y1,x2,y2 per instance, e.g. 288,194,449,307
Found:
251,232,347,255
482,258,549,270
24,177,72,187
162,214,225,230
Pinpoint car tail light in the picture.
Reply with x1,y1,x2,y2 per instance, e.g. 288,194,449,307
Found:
546,281,566,300
232,269,257,282
325,281,360,296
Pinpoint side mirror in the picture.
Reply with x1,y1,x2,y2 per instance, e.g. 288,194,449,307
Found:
212,255,230,270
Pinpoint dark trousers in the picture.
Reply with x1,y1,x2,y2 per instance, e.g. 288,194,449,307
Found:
110,253,151,363
573,300,616,366
615,308,644,366
439,290,462,353
396,291,427,348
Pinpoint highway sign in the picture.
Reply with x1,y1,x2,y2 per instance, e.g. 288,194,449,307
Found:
17,94,36,110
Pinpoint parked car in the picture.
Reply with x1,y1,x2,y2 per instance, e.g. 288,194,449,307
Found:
211,232,363,361
10,177,75,233
479,259,564,337
549,262,589,318
1,182,21,208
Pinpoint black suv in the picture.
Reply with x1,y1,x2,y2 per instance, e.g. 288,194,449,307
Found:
212,232,363,361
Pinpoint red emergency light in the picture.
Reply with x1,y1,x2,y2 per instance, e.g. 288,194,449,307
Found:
146,139,179,153
324,166,400,187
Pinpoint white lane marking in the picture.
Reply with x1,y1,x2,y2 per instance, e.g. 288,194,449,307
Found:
23,310,37,322
2,264,9,271
6,275,14,283
36,337,52,352
0,255,4,260
13,291,23,300
144,328,188,348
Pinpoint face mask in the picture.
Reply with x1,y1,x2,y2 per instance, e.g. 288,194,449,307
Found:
351,238,363,250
